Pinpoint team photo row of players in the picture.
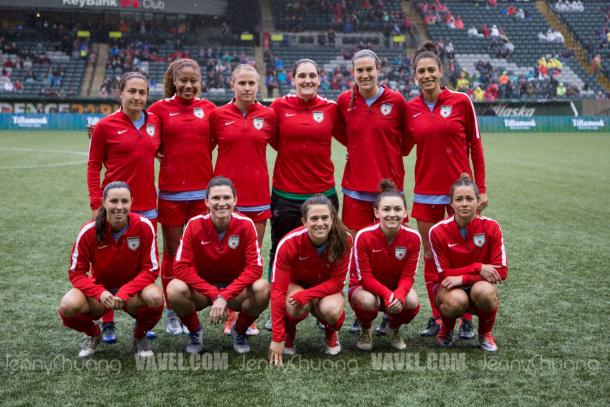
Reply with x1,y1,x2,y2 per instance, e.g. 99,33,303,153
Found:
61,41,506,361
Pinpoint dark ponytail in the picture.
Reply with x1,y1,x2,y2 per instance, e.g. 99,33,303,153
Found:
412,41,442,70
301,194,350,264
95,181,131,242
374,179,406,209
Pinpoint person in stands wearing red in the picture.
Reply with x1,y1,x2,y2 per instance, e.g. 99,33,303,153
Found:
147,58,217,336
167,177,269,354
349,180,421,351
210,64,276,336
405,41,487,340
429,174,507,352
266,58,345,331
269,195,352,366
87,72,161,344
58,181,163,358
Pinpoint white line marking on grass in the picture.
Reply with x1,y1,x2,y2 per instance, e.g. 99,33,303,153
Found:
0,147,88,170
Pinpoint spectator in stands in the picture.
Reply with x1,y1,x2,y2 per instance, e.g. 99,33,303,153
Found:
538,29,565,44
473,86,484,102
490,25,500,37
468,26,484,38
556,82,567,98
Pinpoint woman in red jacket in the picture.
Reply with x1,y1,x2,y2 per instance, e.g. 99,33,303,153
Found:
429,174,507,352
58,181,163,358
269,195,352,366
349,180,421,351
405,42,487,339
167,177,270,355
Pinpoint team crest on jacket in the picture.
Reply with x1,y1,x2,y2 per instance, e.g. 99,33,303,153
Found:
313,111,324,123
253,117,264,130
395,247,407,260
440,105,452,118
381,103,393,116
473,233,486,248
193,107,204,119
228,235,240,249
127,237,140,251
146,124,155,137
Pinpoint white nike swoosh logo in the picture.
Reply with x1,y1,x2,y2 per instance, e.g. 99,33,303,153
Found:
412,112,423,118
118,129,127,134
299,256,309,261
98,244,109,249
169,112,180,116
448,243,459,247
225,121,235,126
201,241,211,245
372,249,383,253
285,113,296,117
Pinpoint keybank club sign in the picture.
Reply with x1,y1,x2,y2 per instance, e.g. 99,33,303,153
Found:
0,0,226,15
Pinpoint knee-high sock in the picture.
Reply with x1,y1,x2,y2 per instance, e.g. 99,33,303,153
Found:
101,308,115,323
133,305,164,338
424,257,440,319
322,310,345,333
59,310,100,337
475,305,498,336
235,311,258,334
180,310,201,333
284,312,308,343
352,303,378,330
462,313,473,321
161,253,175,309
439,316,457,336
389,304,420,329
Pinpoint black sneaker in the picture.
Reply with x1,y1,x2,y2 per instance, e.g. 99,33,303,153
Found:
374,314,390,336
350,318,362,334
420,317,441,337
458,318,475,340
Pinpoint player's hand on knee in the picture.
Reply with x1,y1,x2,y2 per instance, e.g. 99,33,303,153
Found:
100,290,115,309
480,264,501,284
442,276,463,290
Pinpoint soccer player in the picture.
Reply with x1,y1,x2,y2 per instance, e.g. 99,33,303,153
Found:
266,58,345,330
349,180,421,351
405,41,487,339
336,49,410,233
210,64,276,336
87,72,161,343
269,195,352,366
58,181,163,358
147,58,217,336
429,174,507,352
167,177,269,354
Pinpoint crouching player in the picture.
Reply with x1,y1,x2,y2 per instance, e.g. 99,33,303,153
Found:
429,174,508,352
269,195,352,366
167,177,269,354
349,180,421,351
58,181,163,358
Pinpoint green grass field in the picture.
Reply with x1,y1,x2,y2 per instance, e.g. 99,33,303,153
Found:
0,131,609,406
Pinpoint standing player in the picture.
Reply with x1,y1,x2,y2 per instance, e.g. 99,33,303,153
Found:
269,195,352,366
267,59,345,330
147,58,217,336
349,180,421,351
58,181,163,357
429,174,507,352
210,64,276,335
167,177,270,354
87,72,161,343
405,42,487,339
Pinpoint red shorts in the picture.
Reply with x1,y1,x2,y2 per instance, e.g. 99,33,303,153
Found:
411,202,453,223
236,208,272,223
342,195,409,231
158,198,207,226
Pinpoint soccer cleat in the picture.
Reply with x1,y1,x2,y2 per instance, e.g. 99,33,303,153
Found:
264,317,273,331
435,325,454,348
324,331,341,356
388,328,407,350
101,322,117,344
165,309,183,336
146,330,157,340
231,326,251,354
479,333,498,352
375,314,391,336
78,334,101,358
420,317,441,337
223,310,238,336
356,327,374,351
458,318,476,340
134,336,154,357
246,322,260,336
186,326,204,354
350,318,362,334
